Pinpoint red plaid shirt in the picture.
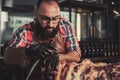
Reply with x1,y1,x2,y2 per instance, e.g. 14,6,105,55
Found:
8,18,81,55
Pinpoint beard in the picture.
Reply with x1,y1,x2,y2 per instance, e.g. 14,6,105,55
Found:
35,20,59,40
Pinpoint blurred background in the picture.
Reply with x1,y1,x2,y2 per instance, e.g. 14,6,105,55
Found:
0,0,120,80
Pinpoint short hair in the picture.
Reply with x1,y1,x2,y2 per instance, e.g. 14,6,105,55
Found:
36,0,59,9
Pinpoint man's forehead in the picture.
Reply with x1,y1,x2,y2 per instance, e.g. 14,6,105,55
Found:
38,8,60,17
36,1,60,17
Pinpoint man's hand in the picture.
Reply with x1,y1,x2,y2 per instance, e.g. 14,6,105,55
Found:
26,40,59,79
26,40,56,58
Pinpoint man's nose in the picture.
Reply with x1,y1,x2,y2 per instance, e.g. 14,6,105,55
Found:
48,20,54,27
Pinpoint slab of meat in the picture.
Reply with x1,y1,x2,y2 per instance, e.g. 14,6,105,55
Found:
55,59,120,80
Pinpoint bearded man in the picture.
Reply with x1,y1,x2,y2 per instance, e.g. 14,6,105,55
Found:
4,0,81,80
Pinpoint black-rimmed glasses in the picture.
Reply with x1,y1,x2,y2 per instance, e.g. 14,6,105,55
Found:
37,13,60,24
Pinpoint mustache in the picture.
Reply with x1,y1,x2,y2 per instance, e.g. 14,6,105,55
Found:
46,26,54,29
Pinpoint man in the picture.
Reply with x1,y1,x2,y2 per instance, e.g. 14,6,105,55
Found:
4,0,81,80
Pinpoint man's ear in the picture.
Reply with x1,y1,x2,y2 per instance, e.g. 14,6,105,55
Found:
34,5,37,19
34,9,37,18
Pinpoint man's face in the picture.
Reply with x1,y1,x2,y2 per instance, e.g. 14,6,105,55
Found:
35,1,60,39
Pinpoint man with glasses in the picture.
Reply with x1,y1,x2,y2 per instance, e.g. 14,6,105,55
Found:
4,0,81,80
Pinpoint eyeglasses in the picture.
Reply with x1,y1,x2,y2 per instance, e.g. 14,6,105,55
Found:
37,13,60,24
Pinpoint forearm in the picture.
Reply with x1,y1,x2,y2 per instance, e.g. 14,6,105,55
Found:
58,51,81,62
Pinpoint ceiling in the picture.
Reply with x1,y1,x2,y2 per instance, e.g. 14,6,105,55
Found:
2,0,120,7
2,0,63,12
3,0,38,7
2,0,120,13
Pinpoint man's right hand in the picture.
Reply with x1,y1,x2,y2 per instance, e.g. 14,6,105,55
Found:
26,40,59,78
26,40,56,59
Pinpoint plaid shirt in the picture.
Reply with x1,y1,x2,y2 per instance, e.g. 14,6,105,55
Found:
8,18,81,55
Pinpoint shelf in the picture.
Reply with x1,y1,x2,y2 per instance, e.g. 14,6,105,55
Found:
59,0,107,11
82,56,120,63
2,6,33,13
